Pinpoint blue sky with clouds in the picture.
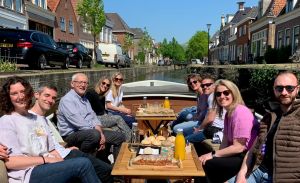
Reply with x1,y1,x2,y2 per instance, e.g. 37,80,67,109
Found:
103,0,258,44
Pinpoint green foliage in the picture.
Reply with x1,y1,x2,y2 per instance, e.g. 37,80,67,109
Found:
158,37,185,61
249,65,278,105
0,60,18,72
123,34,133,53
186,31,208,61
138,28,153,63
264,45,292,63
137,52,145,64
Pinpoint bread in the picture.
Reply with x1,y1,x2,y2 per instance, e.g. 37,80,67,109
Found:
167,136,176,143
152,139,162,146
141,139,151,145
143,147,153,154
156,136,166,141
148,136,156,142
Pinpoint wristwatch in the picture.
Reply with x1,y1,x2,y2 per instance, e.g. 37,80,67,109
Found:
211,150,216,158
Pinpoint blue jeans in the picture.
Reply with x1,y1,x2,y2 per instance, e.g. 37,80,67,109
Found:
108,110,135,128
173,121,198,136
228,167,272,183
186,130,206,143
65,150,113,183
29,157,100,183
171,106,196,128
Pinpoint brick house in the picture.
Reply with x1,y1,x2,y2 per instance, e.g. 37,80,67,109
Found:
249,0,286,60
48,0,79,42
275,0,300,55
0,0,27,29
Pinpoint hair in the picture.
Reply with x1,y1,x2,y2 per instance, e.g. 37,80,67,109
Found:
71,73,87,82
201,73,215,83
186,74,202,90
274,70,299,86
111,72,124,98
37,85,58,94
0,76,33,115
94,76,111,95
213,79,244,117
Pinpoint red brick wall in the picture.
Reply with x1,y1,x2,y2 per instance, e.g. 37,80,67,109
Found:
53,0,79,42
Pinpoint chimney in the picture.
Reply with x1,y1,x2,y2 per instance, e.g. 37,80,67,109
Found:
237,2,245,11
221,15,225,27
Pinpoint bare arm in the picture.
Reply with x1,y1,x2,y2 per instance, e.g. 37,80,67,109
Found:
106,102,131,114
5,156,63,170
198,109,217,130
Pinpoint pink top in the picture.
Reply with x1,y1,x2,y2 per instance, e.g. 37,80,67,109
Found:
224,104,258,150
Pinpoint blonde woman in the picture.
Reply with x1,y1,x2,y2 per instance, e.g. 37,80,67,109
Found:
199,79,259,183
86,76,131,142
106,72,135,128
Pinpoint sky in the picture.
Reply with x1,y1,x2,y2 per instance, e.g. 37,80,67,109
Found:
103,0,258,44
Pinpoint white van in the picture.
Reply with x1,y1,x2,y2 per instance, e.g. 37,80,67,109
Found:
98,43,125,68
191,59,204,64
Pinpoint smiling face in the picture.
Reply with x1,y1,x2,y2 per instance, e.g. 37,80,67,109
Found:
215,85,233,110
273,73,299,107
99,79,111,93
188,77,201,93
113,74,124,87
201,78,215,95
9,82,28,113
35,87,57,113
71,74,89,96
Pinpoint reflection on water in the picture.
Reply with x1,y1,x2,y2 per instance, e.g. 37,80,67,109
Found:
135,69,188,84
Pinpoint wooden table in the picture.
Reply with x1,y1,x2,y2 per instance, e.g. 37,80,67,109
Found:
135,114,177,134
112,143,205,182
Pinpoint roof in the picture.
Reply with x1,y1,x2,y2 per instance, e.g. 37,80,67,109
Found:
130,28,144,39
230,7,254,24
71,0,79,17
47,0,60,12
264,0,286,17
105,13,134,34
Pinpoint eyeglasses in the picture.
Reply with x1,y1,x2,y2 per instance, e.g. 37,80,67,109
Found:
188,80,198,85
274,85,297,93
215,90,231,97
73,81,89,85
101,82,110,87
114,78,124,82
201,83,213,88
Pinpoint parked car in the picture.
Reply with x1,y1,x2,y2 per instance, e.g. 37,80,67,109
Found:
57,42,92,68
191,59,204,65
124,53,131,67
0,28,70,69
98,43,125,68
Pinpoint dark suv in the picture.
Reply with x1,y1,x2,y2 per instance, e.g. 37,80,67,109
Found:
0,28,70,69
57,42,92,68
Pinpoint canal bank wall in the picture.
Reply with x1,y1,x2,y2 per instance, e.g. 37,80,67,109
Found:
0,66,175,99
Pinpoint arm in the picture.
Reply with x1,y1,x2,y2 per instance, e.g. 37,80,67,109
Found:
106,102,131,114
196,109,217,131
0,144,9,160
5,156,63,170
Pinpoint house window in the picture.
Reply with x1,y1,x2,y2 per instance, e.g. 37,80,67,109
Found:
286,0,293,12
15,0,22,12
69,20,74,34
278,31,283,48
285,29,290,46
4,0,12,9
239,27,242,37
41,0,45,9
293,26,299,53
35,0,39,6
60,17,66,31
243,25,247,35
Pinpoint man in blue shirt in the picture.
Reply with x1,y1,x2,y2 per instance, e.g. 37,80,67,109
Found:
57,73,125,161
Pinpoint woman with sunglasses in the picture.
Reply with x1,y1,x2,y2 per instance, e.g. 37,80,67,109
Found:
0,76,100,183
199,79,259,183
106,72,136,128
86,76,131,142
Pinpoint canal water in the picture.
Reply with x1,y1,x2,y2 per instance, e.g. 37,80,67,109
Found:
137,69,189,84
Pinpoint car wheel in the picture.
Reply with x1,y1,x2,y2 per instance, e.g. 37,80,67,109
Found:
37,54,46,70
105,64,108,67
62,57,70,69
76,58,83,69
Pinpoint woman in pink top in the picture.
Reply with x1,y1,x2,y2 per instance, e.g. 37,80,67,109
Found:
199,79,259,183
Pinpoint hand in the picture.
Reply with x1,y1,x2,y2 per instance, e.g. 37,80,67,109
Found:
198,152,213,165
0,144,9,160
98,133,106,151
193,126,203,133
67,146,79,150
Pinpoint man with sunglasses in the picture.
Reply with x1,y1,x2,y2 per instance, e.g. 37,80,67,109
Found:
229,71,300,183
57,73,125,163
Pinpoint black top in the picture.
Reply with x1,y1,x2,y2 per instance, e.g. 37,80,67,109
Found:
85,89,106,115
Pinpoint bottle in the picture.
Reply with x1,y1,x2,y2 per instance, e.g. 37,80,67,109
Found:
131,122,140,144
142,96,147,108
174,128,186,160
164,96,170,109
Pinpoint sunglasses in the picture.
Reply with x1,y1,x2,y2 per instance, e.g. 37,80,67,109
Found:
274,85,297,93
215,90,231,97
101,82,110,87
114,78,124,82
188,80,198,85
201,83,213,88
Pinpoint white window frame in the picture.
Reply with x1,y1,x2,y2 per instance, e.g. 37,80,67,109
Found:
60,17,66,32
69,20,74,34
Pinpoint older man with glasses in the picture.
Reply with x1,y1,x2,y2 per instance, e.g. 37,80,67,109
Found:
228,71,300,183
57,73,125,163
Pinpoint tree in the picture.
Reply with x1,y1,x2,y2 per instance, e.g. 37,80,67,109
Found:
158,38,185,62
138,27,153,64
185,31,208,61
77,0,105,64
123,34,133,54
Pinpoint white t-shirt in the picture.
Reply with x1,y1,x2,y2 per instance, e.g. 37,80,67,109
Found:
105,88,123,107
207,93,225,129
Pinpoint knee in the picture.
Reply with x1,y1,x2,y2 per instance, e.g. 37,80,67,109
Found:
75,157,94,171
88,129,101,143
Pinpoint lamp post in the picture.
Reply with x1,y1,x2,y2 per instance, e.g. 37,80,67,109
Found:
207,23,211,65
